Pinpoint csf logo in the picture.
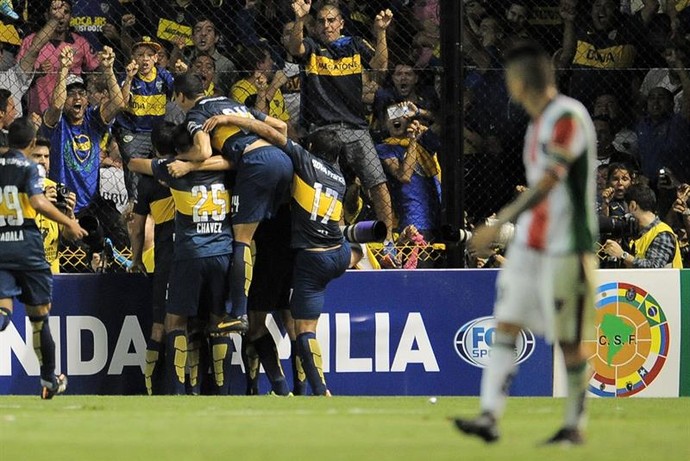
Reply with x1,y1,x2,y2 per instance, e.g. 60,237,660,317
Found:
454,316,536,368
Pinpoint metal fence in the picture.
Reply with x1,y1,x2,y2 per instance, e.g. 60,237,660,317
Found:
2,0,689,269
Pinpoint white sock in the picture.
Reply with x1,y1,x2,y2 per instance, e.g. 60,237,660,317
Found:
479,330,517,418
564,362,588,429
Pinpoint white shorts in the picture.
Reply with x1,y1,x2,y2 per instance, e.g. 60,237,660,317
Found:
494,244,596,344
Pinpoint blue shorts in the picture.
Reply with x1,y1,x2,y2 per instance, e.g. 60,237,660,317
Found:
231,146,293,224
0,269,52,306
166,255,230,318
290,242,350,320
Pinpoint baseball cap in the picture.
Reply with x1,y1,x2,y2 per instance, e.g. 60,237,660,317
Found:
65,74,85,90
132,36,162,53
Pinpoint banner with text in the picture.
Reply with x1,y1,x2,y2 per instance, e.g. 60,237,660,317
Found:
0,271,555,396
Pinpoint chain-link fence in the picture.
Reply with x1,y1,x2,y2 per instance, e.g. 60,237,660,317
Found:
461,0,690,268
3,0,689,270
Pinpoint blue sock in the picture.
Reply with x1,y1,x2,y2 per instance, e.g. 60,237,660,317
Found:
297,332,328,396
29,315,56,384
254,334,290,395
0,307,11,331
291,339,307,395
210,334,233,395
166,330,187,395
144,338,164,396
230,242,253,318
241,338,260,395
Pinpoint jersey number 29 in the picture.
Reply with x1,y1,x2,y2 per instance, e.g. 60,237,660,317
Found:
0,186,24,226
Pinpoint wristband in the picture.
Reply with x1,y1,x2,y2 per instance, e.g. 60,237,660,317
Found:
621,251,629,261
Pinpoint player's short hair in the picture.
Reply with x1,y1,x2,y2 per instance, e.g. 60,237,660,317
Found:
624,183,656,212
503,40,554,91
173,72,205,99
307,129,342,164
173,124,193,154
8,117,37,149
151,122,178,156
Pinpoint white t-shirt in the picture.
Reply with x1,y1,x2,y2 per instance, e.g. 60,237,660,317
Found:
100,166,128,213
640,68,683,114
0,63,33,118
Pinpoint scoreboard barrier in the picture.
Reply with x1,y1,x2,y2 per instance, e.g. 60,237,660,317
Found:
1,270,687,397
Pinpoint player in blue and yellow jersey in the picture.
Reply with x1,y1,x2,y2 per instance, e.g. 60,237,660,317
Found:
200,113,352,396
287,1,397,251
117,36,175,203
129,123,235,395
172,72,293,337
0,117,88,399
42,45,125,215
128,124,176,396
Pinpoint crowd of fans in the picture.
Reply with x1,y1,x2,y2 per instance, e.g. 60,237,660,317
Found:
461,0,690,269
0,0,445,271
1,0,690,269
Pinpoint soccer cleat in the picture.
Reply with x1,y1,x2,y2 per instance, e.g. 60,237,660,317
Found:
209,314,249,336
453,412,500,443
41,374,68,400
269,391,294,397
542,427,584,446
0,0,19,20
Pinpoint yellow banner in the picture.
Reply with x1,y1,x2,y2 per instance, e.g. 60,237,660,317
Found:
573,41,636,69
156,18,193,46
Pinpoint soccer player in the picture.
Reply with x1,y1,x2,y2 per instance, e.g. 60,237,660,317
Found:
128,124,176,396
201,113,352,396
172,72,293,336
287,0,397,252
453,41,598,444
129,123,235,395
0,117,88,398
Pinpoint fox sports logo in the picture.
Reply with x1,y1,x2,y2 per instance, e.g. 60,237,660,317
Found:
454,316,536,368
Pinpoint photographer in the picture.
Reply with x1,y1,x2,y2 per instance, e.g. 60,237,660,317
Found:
603,184,683,268
30,137,76,274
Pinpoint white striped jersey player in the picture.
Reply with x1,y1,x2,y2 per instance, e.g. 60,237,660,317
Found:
513,94,598,255
497,94,598,343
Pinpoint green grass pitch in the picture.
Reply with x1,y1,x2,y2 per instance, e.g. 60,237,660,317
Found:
1,396,688,461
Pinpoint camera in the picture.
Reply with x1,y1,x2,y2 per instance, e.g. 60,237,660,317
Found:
598,213,637,239
442,219,516,250
341,220,387,243
54,183,73,212
658,167,678,189
78,215,105,252
441,224,473,244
